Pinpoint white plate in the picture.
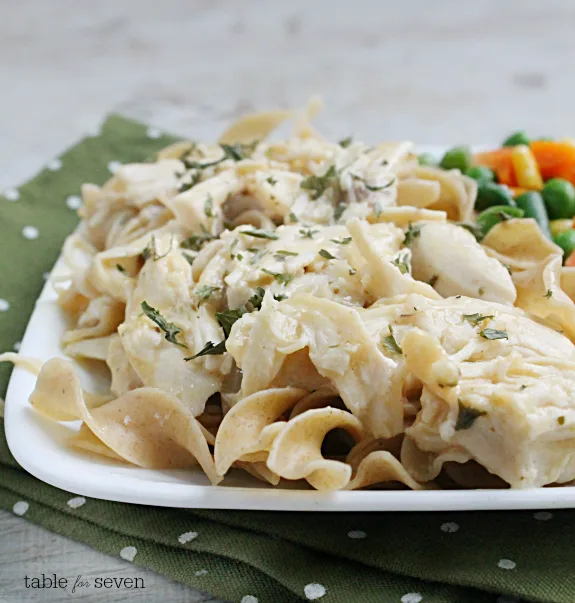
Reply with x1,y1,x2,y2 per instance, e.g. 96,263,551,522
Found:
6,145,574,511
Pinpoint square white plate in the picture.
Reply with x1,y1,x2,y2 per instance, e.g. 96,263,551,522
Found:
6,145,575,511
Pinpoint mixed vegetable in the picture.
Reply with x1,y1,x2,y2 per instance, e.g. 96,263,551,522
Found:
421,133,575,265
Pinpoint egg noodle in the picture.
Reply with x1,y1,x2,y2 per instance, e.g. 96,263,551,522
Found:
5,102,575,491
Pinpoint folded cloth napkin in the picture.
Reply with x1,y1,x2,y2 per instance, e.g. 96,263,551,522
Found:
0,115,573,603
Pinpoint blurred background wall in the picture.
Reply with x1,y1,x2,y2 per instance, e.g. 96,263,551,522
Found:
2,0,574,189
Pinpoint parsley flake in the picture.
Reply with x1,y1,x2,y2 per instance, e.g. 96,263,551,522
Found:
403,222,421,247
261,268,294,286
462,313,495,326
185,340,226,360
455,401,487,430
248,287,266,311
196,285,220,304
382,326,403,355
240,229,279,240
338,136,353,148
116,264,126,273
141,301,186,347
216,308,247,338
333,203,347,222
204,194,213,218
266,176,278,186
299,228,318,239
141,235,173,262
479,328,508,340
544,289,553,298
391,251,410,274
274,294,288,302
331,237,352,245
274,250,299,260
319,249,336,260
301,165,338,200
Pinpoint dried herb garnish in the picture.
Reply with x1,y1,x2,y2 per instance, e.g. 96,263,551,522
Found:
301,165,338,200
428,275,439,287
116,264,126,273
180,229,216,252
319,249,336,260
479,328,508,340
299,228,318,239
274,250,298,260
178,171,202,193
185,340,226,360
382,326,403,355
141,235,173,262
274,294,288,302
216,308,247,338
266,176,278,186
248,287,266,311
141,301,186,347
196,285,220,303
240,229,279,240
262,268,294,286
544,289,553,298
338,136,353,148
462,313,495,326
403,222,421,247
333,203,347,222
391,251,410,275
331,237,352,245
455,401,487,430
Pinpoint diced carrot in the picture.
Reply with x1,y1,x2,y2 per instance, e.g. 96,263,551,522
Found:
529,141,575,181
565,249,575,267
473,148,517,186
510,187,529,197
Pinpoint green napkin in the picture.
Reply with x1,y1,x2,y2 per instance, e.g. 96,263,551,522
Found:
0,115,573,603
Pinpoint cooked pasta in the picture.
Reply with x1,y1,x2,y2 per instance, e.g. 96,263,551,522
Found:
7,105,575,492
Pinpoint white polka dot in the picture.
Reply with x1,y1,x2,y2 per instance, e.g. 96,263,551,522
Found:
67,496,86,509
47,158,62,171
147,127,162,139
13,501,29,516
66,195,82,210
22,226,39,240
304,583,326,600
440,521,459,533
401,594,423,603
534,511,553,521
108,161,122,174
178,531,198,544
120,546,137,562
347,530,367,539
13,341,21,351
0,299,10,312
241,596,258,603
4,188,19,201
498,559,516,570
194,569,208,577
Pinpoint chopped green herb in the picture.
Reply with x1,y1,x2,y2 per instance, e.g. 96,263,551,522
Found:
520,384,528,390
479,328,508,340
462,313,495,326
455,401,487,430
478,287,485,296
266,176,278,186
301,165,338,200
180,228,216,252
216,308,247,338
331,237,352,245
204,194,213,218
261,268,294,286
248,287,266,311
299,228,318,239
182,253,195,267
178,171,202,192
141,301,186,347
544,289,553,298
182,156,225,170
249,249,268,265
236,253,244,261
184,340,226,360
274,250,299,260
391,251,410,274
382,326,403,355
338,136,353,148
333,203,347,222
457,222,484,242
319,249,336,260
141,235,173,262
288,211,298,223
428,275,439,287
220,143,244,161
240,229,279,240
349,268,357,275
273,294,288,302
558,416,566,426
196,285,220,303
403,222,422,247
116,264,126,273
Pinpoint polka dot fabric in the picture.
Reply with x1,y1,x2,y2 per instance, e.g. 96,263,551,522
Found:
1,115,574,603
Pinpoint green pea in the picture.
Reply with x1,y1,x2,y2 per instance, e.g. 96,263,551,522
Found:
476,205,524,237
553,229,575,261
417,153,437,167
439,146,472,172
466,165,496,184
474,182,516,212
514,191,552,238
542,178,575,219
502,131,530,147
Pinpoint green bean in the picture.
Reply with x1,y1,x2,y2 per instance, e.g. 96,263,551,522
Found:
514,191,552,238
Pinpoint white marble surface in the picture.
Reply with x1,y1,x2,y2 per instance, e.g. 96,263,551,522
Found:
2,0,575,601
